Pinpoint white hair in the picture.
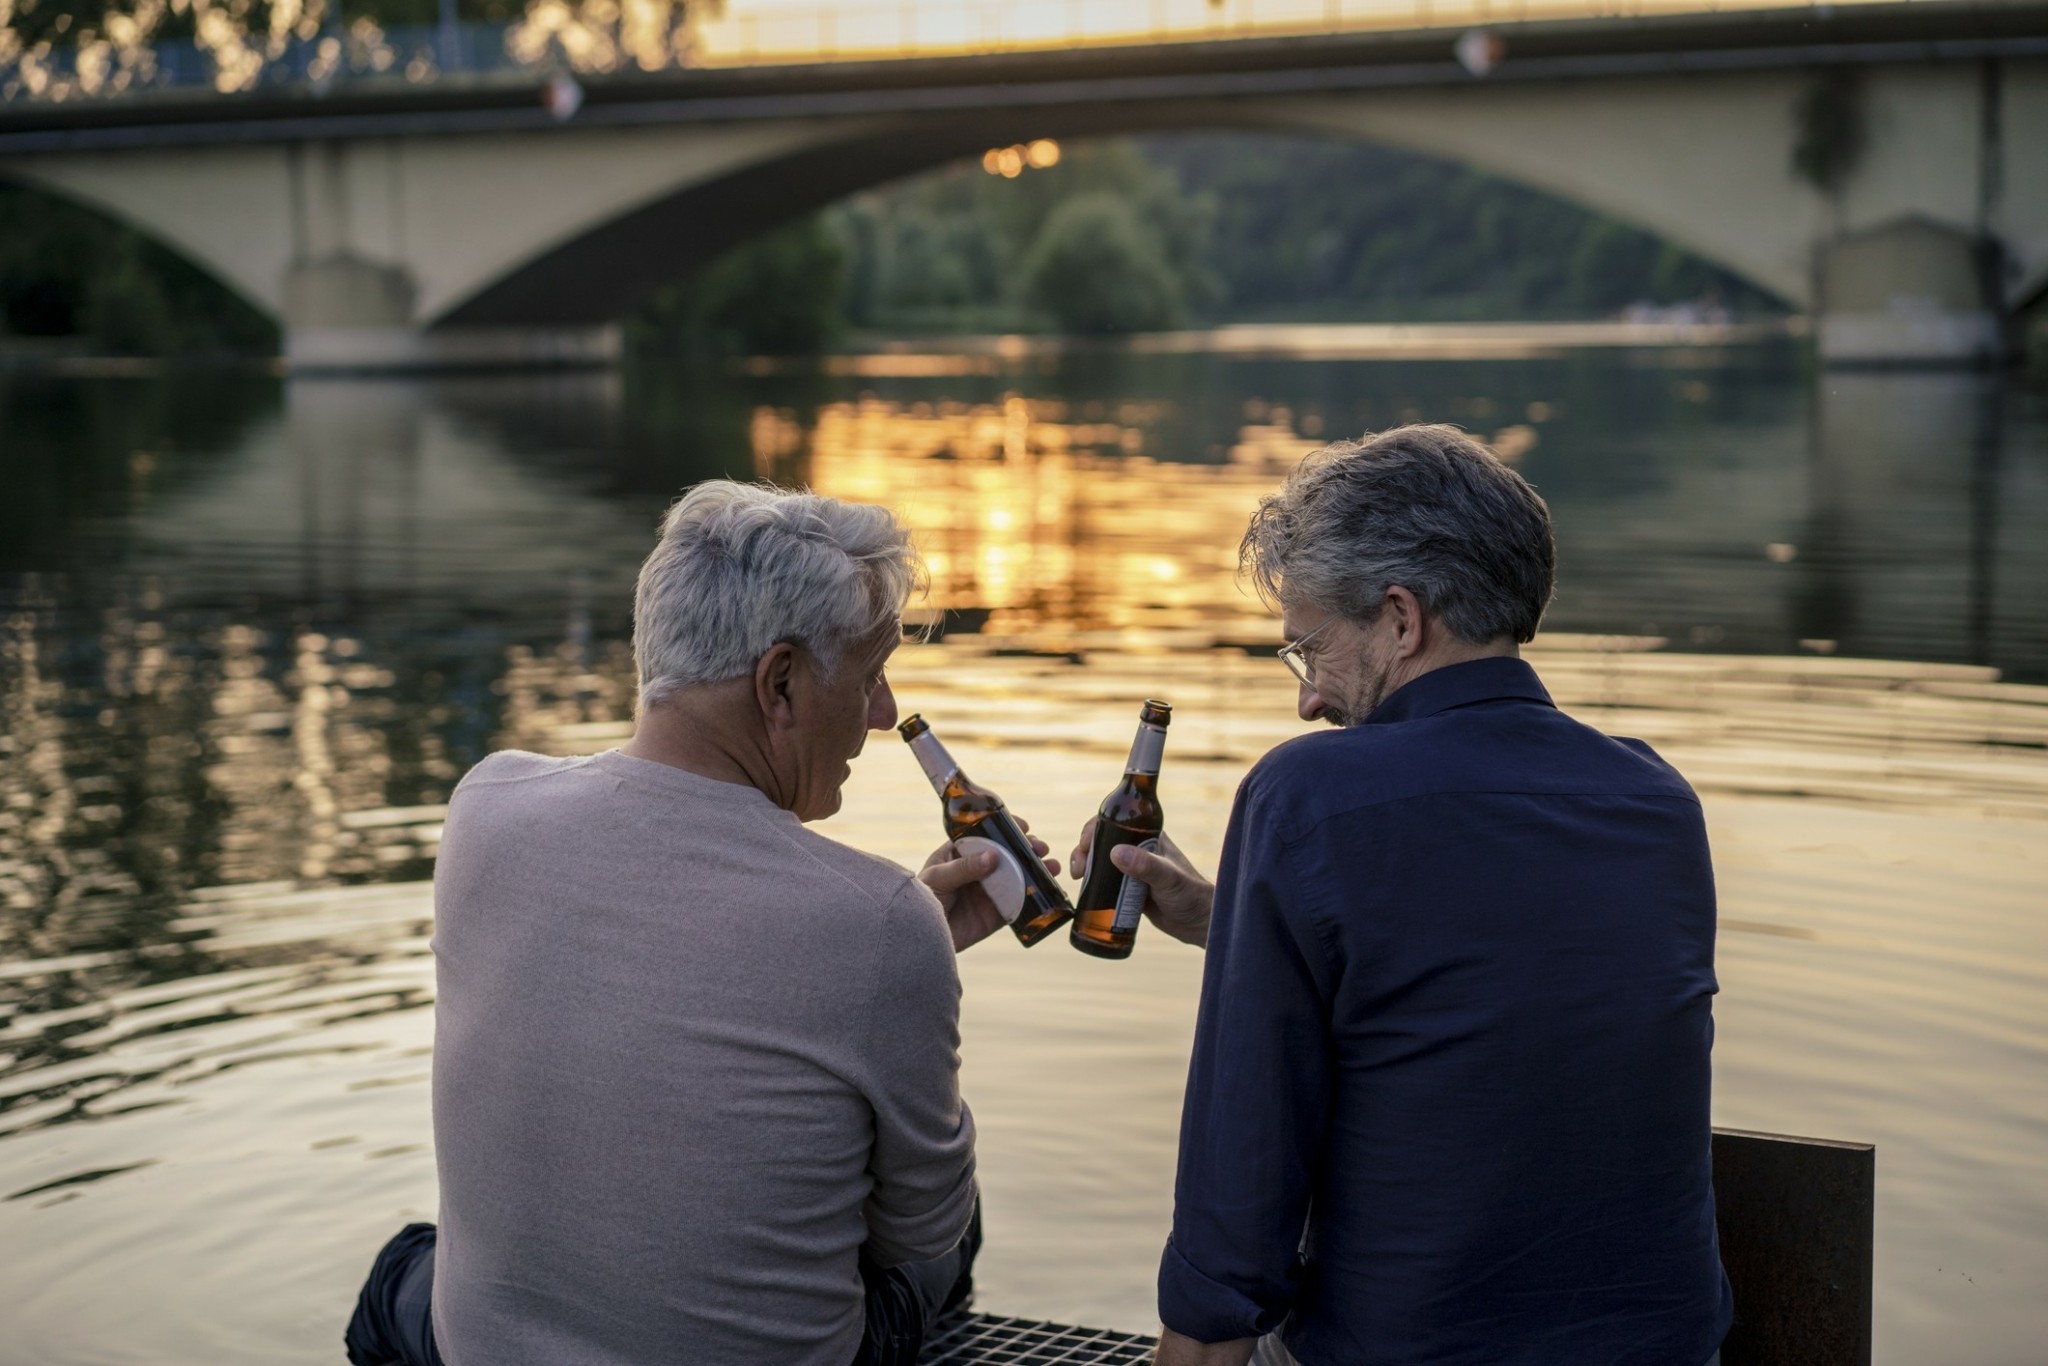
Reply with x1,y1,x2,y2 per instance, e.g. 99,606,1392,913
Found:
633,482,923,709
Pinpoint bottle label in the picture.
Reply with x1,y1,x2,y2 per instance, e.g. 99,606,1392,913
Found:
1110,838,1159,933
1125,722,1167,776
906,730,960,793
954,835,1025,924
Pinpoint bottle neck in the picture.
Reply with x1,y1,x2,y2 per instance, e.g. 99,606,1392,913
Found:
1124,720,1168,776
907,729,962,794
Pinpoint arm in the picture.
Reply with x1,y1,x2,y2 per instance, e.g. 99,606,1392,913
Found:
1157,779,1334,1344
860,879,979,1265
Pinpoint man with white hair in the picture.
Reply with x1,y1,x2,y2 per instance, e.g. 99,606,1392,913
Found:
345,482,1035,1366
1087,426,1731,1366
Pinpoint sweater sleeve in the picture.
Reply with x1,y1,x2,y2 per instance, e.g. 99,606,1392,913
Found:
858,877,979,1267
1157,774,1335,1341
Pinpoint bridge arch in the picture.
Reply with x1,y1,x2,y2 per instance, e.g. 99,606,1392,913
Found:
433,86,1816,330
3,25,2036,365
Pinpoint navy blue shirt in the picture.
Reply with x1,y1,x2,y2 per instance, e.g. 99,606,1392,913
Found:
1158,657,1732,1365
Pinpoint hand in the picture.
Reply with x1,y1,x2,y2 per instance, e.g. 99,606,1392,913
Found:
1152,1326,1257,1366
1067,820,1215,949
920,819,1059,954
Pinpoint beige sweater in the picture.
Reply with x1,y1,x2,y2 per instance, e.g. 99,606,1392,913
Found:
428,748,976,1366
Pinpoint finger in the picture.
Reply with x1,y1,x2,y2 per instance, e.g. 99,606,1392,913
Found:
1011,815,1031,834
1111,842,1183,887
920,849,999,895
1026,835,1050,857
1068,817,1098,879
1042,857,1062,878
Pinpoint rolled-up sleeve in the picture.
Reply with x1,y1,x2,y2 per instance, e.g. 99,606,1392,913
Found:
1158,775,1334,1342
859,879,979,1267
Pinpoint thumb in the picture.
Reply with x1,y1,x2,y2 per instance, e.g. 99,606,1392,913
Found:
922,848,999,895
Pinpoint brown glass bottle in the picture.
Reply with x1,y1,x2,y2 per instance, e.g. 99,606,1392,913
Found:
1071,700,1171,960
900,714,1074,947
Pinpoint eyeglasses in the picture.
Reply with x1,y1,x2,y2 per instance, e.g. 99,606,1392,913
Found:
1277,617,1339,689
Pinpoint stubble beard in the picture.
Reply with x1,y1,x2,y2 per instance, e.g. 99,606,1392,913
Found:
1322,641,1396,729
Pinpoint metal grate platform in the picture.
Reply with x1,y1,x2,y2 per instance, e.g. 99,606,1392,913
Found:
919,1312,1157,1364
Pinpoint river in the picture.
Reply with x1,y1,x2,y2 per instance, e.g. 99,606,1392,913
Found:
2,336,2045,1363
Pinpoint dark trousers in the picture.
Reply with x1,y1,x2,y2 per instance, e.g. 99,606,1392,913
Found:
345,1204,981,1366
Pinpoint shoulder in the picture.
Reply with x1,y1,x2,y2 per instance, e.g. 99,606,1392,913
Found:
1604,733,1699,799
773,823,937,918
1236,726,1415,834
451,748,591,796
444,751,600,828
1239,704,1700,840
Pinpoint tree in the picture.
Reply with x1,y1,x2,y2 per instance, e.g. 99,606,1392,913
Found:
1020,193,1189,334
0,182,277,354
631,215,847,355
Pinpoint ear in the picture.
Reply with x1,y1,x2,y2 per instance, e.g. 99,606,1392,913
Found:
753,642,801,730
1385,585,1427,661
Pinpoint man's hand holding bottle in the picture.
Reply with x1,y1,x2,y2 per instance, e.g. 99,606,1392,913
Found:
1066,820,1214,950
920,821,1061,954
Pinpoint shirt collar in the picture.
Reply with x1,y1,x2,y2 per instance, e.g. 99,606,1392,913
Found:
1362,656,1554,726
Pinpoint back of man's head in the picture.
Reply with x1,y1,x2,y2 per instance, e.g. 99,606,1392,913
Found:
1241,424,1555,645
633,481,922,711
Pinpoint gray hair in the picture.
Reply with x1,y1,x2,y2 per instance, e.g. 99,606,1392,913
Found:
1241,424,1554,644
634,481,923,709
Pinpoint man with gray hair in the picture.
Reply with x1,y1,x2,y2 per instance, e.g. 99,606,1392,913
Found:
1086,426,1731,1365
346,482,1037,1366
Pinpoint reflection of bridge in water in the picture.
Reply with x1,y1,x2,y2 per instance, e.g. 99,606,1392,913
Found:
79,353,2037,678
1,1,2044,369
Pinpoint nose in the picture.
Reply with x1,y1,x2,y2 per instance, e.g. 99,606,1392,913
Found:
869,674,900,732
1297,680,1326,724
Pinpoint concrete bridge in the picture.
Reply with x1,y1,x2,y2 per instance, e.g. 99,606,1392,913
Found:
1,0,2043,370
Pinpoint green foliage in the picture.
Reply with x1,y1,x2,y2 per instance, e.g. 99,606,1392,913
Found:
829,141,1215,335
815,132,1777,341
1020,193,1189,333
630,215,848,356
0,181,278,355
1144,133,1773,320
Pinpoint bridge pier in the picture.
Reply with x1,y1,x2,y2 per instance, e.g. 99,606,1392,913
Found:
283,256,619,373
1815,218,2010,368
285,321,623,373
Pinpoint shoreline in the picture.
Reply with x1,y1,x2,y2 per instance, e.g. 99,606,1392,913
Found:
749,316,1807,375
0,316,1804,379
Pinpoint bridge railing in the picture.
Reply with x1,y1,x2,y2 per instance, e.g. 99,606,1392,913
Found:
0,0,1907,106
697,0,1862,64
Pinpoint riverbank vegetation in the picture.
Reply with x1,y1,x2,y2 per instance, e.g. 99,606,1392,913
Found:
3,131,1781,359
0,184,278,357
637,133,1783,355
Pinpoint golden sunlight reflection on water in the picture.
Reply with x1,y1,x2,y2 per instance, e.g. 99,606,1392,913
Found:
753,392,1322,638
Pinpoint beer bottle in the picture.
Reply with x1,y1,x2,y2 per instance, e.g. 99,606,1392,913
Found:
900,714,1074,947
1071,700,1171,960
